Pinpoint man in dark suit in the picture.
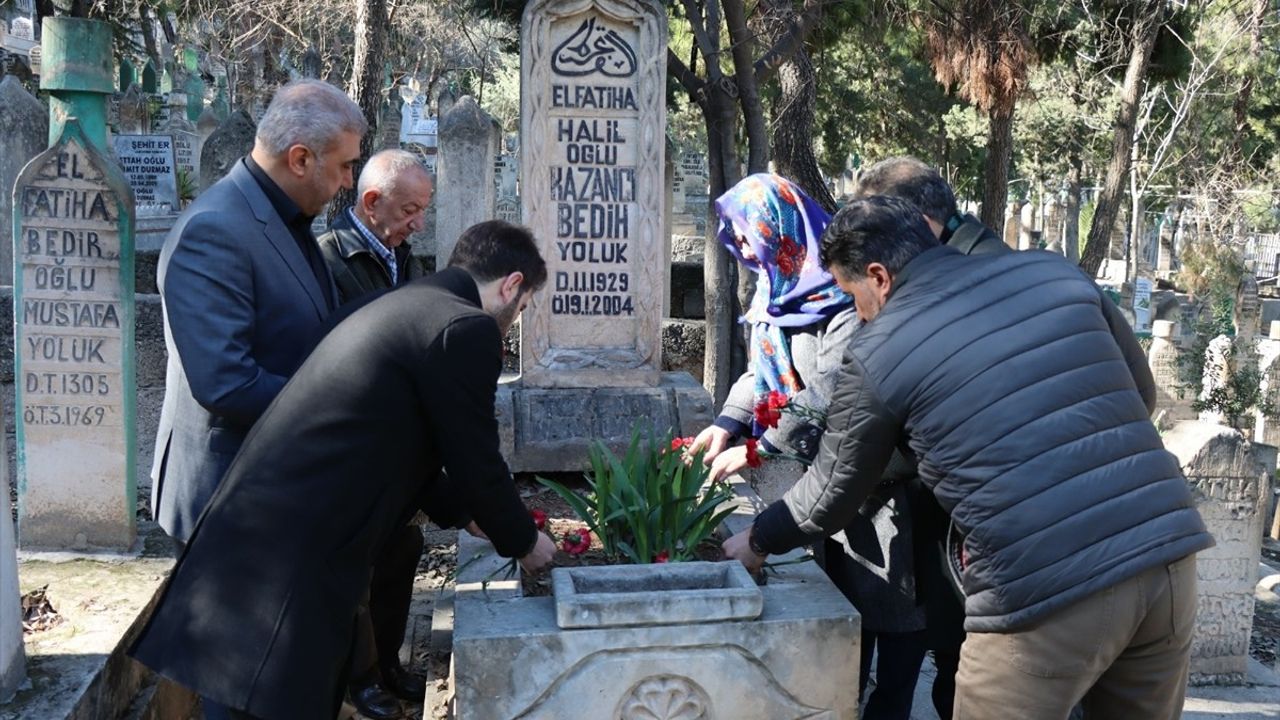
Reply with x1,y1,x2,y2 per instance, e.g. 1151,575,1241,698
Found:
130,220,558,720
318,149,435,716
150,79,365,546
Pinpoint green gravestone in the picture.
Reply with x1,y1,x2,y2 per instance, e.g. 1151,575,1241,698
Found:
118,58,134,92
13,17,136,551
141,59,157,94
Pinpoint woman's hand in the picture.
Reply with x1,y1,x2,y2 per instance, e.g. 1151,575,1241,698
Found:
691,425,732,463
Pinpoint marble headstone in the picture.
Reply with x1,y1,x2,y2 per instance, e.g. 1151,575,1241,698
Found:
112,134,178,213
14,125,136,550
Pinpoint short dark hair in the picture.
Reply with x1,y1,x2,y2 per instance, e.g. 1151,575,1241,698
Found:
447,220,548,291
820,196,941,276
854,156,958,225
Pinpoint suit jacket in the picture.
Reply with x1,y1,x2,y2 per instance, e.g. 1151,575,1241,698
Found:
130,268,537,719
151,158,338,542
316,208,423,304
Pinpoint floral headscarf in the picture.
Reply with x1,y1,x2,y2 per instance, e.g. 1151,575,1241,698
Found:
715,174,853,435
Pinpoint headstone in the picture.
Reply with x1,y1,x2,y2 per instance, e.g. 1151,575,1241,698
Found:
10,18,33,41
1018,201,1035,250
151,91,170,130
196,105,219,145
301,46,321,78
15,16,136,551
117,83,149,135
1255,350,1280,445
0,76,49,285
198,108,255,191
0,398,23,700
1198,335,1233,426
140,58,157,93
1235,275,1262,376
210,77,229,121
112,134,178,213
159,65,172,94
118,58,135,91
183,72,204,123
398,93,436,147
506,0,710,471
1163,421,1267,684
165,92,199,199
435,96,498,264
1149,320,1196,430
26,45,40,77
1133,276,1153,335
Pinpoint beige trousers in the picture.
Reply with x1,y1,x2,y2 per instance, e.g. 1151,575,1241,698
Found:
955,553,1197,720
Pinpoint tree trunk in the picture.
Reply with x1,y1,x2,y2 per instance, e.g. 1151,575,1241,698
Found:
981,108,1013,230
1079,6,1163,277
329,0,386,222
703,85,744,407
757,0,836,212
1230,0,1268,160
1064,153,1082,264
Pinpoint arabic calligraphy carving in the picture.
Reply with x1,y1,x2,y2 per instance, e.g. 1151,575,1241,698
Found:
552,17,637,78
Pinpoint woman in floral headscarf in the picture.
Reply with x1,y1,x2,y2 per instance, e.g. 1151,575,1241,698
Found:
696,173,927,720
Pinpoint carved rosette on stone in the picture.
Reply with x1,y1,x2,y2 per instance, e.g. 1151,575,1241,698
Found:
520,0,666,388
14,122,136,551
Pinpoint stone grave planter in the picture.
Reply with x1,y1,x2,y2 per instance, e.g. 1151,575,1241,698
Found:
444,480,861,719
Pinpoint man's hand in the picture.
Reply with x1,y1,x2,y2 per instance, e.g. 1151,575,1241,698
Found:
463,521,488,540
722,527,767,574
691,425,732,463
519,531,556,574
707,445,750,484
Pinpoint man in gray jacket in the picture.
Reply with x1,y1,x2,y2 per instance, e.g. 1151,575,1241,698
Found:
724,196,1214,719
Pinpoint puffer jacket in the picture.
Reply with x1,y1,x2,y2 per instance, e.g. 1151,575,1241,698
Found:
752,245,1214,632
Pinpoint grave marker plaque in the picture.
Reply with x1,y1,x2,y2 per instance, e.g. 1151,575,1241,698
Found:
113,134,178,211
15,123,136,550
521,0,666,388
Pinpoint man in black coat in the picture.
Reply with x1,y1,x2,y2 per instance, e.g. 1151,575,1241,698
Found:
130,220,558,720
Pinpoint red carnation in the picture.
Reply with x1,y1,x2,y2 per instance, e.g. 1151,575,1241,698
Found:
745,438,762,468
754,399,781,429
561,528,592,555
653,550,670,563
530,509,547,531
671,436,694,451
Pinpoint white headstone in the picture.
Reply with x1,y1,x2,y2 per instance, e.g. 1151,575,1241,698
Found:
16,130,137,551
165,92,200,197
10,18,33,41
0,397,23,700
112,134,179,213
520,0,666,388
1133,276,1153,335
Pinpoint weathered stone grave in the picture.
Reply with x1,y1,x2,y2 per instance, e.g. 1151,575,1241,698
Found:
112,133,178,213
508,0,712,471
14,16,136,551
447,478,860,719
199,108,255,191
116,83,149,135
435,95,498,264
1149,320,1196,429
0,75,48,286
1163,421,1268,684
165,91,200,195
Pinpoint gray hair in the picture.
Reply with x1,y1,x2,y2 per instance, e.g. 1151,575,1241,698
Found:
255,80,368,156
854,156,958,225
357,149,431,198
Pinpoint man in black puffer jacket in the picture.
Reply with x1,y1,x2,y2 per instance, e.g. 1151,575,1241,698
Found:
724,196,1213,720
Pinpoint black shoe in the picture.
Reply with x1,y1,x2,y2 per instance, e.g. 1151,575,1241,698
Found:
348,682,403,719
380,663,427,701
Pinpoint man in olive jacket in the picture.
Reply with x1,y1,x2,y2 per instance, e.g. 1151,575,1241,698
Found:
318,148,431,304
130,221,557,720
725,197,1213,719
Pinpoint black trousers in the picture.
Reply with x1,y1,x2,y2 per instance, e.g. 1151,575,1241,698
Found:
351,523,425,681
859,629,928,720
